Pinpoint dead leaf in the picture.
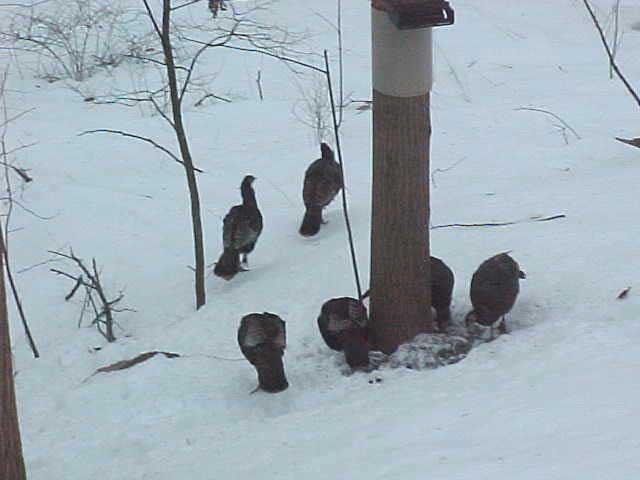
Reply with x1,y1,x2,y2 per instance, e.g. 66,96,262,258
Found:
617,287,631,300
615,137,640,149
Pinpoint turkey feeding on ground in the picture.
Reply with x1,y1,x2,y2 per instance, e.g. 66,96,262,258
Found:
214,175,263,280
299,143,343,236
360,256,454,333
465,252,526,339
237,313,288,393
317,297,371,371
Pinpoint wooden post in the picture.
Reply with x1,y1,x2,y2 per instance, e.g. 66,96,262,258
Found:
370,1,436,354
0,233,27,480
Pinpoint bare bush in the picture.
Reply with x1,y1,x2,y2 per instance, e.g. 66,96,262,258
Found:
293,74,331,144
50,248,133,343
6,0,153,81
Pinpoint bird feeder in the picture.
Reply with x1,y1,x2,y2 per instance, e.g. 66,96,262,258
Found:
373,0,454,30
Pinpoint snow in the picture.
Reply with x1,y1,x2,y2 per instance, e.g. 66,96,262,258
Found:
3,0,640,478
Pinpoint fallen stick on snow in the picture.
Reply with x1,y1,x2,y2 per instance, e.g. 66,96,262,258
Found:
615,137,640,149
94,351,181,374
617,287,631,300
82,350,246,383
431,214,566,230
81,351,181,383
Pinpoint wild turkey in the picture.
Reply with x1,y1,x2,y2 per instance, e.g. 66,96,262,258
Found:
214,175,263,280
237,312,288,393
428,257,454,333
208,0,227,17
360,256,454,333
299,143,343,236
317,297,371,371
465,252,526,337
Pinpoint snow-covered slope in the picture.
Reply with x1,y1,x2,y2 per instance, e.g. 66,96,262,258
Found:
4,0,640,478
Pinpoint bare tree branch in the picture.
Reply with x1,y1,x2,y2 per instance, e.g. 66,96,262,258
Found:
78,129,204,173
141,0,163,40
218,44,325,74
0,69,40,358
582,0,640,108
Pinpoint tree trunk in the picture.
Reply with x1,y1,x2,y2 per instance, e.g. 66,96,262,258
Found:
160,0,206,309
369,6,434,354
0,227,27,480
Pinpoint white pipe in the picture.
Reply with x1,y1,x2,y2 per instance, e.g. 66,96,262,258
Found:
372,8,433,97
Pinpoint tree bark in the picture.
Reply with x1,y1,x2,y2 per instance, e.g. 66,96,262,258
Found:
0,225,27,480
370,91,433,354
369,7,434,354
160,0,206,309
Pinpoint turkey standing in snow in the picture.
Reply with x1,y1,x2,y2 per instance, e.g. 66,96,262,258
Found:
360,256,455,333
208,0,226,17
214,175,263,280
299,143,343,236
317,297,371,371
238,312,288,393
465,252,526,339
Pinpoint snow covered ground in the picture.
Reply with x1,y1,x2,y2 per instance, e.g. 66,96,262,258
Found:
3,0,640,478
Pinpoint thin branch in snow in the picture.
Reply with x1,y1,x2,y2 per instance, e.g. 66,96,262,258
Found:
514,107,581,141
431,214,566,230
617,287,631,300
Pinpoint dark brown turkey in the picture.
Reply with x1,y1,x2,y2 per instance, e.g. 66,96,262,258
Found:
214,175,263,280
466,252,526,336
237,312,288,393
208,0,227,17
299,143,343,236
317,297,371,371
360,256,454,333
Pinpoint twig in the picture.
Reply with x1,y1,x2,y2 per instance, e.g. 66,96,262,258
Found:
0,107,36,130
615,137,640,149
514,107,581,140
437,44,471,103
16,258,55,274
0,0,54,6
256,70,264,101
0,224,39,358
193,92,232,107
608,0,621,80
65,276,83,301
81,351,181,383
581,0,640,109
10,199,56,220
337,0,344,127
617,286,631,300
432,157,466,188
431,214,566,230
0,71,40,358
220,44,325,74
50,249,132,342
324,50,362,300
11,166,32,183
79,129,204,173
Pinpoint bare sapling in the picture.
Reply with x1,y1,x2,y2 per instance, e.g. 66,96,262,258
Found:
50,248,133,342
